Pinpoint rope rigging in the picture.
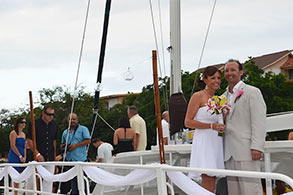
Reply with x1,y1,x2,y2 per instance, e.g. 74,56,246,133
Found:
191,0,217,96
149,0,169,110
156,0,169,110
57,0,92,193
61,0,92,165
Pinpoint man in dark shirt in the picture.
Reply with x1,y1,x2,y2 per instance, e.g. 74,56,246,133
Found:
26,105,58,194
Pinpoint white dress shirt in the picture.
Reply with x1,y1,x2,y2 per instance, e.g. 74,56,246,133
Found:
157,119,170,145
226,80,243,105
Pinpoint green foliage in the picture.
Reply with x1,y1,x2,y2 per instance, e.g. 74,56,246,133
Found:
1,59,293,154
122,93,139,106
243,58,293,114
242,58,293,140
182,71,198,101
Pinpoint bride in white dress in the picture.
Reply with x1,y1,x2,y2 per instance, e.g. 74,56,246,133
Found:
185,66,225,193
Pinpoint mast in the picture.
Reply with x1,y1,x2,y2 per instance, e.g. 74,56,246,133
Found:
87,0,112,160
170,0,181,95
93,0,112,113
169,0,187,137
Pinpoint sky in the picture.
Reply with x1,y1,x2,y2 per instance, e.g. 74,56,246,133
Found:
0,0,293,111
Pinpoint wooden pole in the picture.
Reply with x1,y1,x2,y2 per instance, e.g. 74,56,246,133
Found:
29,91,37,161
152,50,166,164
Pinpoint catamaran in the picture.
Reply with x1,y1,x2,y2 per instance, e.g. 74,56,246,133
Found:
1,0,293,195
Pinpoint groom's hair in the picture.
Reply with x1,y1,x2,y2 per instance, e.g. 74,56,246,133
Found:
225,59,243,71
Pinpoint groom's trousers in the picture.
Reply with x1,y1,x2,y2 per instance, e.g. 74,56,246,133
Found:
225,157,262,195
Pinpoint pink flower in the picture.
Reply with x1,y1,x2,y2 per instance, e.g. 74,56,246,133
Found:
234,90,244,103
206,95,231,115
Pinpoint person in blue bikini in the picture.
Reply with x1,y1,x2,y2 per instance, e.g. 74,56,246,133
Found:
8,116,27,195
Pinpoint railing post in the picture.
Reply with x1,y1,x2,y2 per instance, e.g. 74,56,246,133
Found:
264,152,273,195
169,152,174,188
140,155,144,195
156,167,167,195
32,164,37,195
4,167,9,195
77,164,85,195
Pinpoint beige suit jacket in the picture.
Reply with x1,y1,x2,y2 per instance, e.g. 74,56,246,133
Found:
224,82,266,161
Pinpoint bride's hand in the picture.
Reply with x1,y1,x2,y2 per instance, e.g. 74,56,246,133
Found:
222,107,230,114
222,108,229,118
213,123,225,133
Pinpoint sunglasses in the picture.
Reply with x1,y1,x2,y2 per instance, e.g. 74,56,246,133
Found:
44,111,55,116
20,121,26,124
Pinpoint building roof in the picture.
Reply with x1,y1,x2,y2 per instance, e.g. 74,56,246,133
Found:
194,63,225,73
281,54,293,69
195,49,292,72
100,92,140,100
252,50,292,69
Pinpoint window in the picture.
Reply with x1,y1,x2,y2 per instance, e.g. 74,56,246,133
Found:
289,69,293,80
103,101,109,110
271,68,281,74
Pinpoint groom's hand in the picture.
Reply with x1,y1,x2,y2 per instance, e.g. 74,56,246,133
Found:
251,149,262,160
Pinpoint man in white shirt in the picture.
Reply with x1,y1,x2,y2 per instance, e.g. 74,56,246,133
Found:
157,111,170,145
223,59,266,195
92,138,113,163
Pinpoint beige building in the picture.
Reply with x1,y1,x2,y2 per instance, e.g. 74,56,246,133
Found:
101,92,140,109
255,50,293,81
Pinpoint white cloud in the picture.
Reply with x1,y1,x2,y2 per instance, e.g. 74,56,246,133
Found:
0,0,293,110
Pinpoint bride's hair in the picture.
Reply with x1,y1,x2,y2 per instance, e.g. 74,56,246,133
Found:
197,66,221,89
13,116,26,135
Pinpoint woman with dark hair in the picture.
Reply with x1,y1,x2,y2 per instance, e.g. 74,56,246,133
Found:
8,116,27,195
113,116,136,154
185,66,225,193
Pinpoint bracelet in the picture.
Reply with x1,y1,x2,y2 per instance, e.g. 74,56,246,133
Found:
36,153,41,158
210,123,213,130
19,155,23,159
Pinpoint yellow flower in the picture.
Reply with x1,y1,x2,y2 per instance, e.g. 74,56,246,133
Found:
219,98,227,107
214,96,218,102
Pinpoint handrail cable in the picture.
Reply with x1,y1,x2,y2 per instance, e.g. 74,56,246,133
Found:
3,161,293,194
121,56,152,75
126,56,152,69
191,0,217,96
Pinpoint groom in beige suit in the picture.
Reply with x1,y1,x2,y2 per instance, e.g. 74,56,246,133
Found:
224,59,266,195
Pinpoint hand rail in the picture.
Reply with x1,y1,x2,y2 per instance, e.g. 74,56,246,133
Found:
1,161,293,195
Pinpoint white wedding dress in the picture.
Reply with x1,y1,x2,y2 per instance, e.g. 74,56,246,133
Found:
188,106,225,180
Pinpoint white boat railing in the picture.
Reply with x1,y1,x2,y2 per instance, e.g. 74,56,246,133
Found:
266,112,293,133
264,112,293,195
1,161,293,195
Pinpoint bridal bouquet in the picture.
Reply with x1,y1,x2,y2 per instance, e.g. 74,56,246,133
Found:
207,95,231,136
